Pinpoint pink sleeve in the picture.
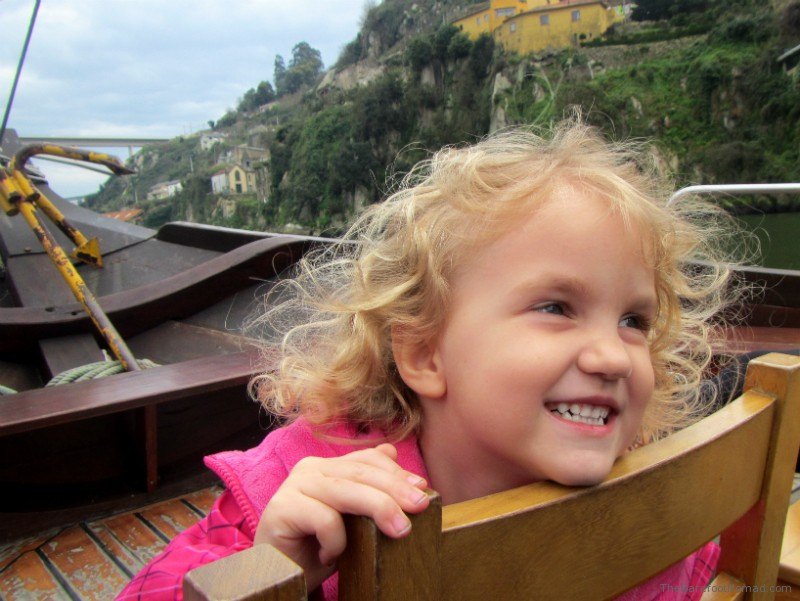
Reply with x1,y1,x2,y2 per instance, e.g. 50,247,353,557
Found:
116,490,253,600
615,541,720,600
685,542,721,601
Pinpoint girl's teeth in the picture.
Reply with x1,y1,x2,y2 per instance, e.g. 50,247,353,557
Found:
549,402,611,425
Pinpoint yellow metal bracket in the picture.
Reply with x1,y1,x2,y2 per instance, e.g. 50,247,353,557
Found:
3,144,134,267
0,143,139,371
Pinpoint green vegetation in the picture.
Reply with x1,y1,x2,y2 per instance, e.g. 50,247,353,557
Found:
87,0,800,231
274,42,325,97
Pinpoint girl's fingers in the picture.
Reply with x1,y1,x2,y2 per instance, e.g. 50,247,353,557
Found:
256,444,430,584
294,471,428,537
295,453,428,514
259,493,345,590
270,493,348,560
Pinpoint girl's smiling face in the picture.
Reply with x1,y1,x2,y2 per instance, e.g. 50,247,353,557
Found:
408,187,658,504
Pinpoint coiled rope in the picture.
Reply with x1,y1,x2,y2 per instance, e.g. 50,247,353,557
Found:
1,359,159,394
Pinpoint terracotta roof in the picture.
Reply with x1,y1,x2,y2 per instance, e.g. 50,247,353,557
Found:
103,208,143,222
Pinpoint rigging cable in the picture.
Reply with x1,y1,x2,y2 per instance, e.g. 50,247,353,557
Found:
0,0,42,147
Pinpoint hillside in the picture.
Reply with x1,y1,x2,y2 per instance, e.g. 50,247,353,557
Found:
86,0,800,233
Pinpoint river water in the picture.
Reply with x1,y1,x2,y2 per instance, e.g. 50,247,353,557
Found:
736,212,800,271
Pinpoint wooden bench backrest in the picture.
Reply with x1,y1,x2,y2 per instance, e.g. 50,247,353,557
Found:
184,353,800,601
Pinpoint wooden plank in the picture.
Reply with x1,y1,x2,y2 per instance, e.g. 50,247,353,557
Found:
96,513,168,565
182,282,272,335
0,237,310,351
79,239,218,299
0,529,59,571
714,326,800,354
127,320,253,365
0,487,224,599
0,485,220,597
4,239,217,308
746,303,800,329
38,333,105,380
0,358,41,393
183,544,306,601
137,499,204,540
0,548,64,600
157,221,278,252
85,522,145,577
41,526,130,600
182,486,224,516
736,264,800,310
780,501,800,585
439,392,775,600
339,493,442,600
0,349,264,436
0,471,221,544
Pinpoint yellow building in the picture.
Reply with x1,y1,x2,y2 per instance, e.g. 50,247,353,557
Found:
454,0,623,54
211,164,257,195
454,0,530,38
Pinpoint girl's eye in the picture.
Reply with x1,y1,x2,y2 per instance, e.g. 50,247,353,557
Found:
535,303,566,316
619,314,651,331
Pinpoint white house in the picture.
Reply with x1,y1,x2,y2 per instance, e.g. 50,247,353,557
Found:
147,180,183,201
200,132,227,151
211,169,230,195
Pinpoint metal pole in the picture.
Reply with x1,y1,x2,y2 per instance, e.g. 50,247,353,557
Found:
16,200,141,372
668,183,800,206
0,0,42,146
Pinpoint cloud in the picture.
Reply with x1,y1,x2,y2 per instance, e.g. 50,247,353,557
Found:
0,0,365,196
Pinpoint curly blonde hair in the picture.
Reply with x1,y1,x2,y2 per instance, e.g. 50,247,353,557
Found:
250,119,746,444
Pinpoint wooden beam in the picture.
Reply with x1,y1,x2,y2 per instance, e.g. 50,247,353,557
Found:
0,349,268,437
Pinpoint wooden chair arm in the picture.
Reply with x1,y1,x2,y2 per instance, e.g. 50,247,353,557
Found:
183,544,306,601
182,494,442,601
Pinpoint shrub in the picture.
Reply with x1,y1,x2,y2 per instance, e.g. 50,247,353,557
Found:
710,14,772,44
406,36,433,71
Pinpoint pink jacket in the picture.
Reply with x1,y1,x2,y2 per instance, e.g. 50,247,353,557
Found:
118,419,718,600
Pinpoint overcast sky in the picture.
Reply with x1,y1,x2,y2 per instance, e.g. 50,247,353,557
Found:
0,0,365,197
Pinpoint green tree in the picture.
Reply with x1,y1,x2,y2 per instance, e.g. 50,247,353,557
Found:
274,55,287,96
406,36,433,72
238,80,276,112
632,0,709,21
283,42,324,94
631,0,672,21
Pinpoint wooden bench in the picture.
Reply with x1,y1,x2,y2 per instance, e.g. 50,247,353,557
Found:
183,353,800,601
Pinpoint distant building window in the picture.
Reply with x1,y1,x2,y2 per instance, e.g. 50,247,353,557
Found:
477,17,481,25
572,10,580,21
540,14,550,25
510,22,517,32
235,171,241,181
484,14,489,22
495,7,515,18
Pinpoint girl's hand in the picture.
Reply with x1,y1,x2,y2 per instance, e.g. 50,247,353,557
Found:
253,443,430,591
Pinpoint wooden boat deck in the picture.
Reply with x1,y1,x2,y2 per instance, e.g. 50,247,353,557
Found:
0,485,223,600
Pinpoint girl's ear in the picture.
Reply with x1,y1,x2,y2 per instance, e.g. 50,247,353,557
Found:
391,326,446,400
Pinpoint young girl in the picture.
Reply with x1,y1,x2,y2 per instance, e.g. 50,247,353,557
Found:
119,120,739,600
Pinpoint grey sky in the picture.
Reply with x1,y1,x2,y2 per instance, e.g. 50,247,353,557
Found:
1,0,365,197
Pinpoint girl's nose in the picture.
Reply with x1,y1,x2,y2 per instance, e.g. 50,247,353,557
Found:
577,330,633,380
